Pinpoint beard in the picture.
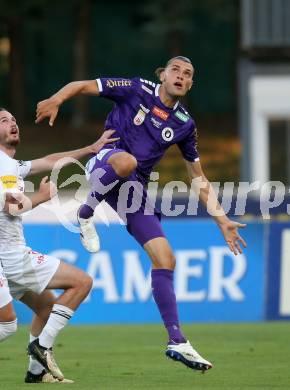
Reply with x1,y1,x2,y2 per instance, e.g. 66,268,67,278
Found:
7,137,20,147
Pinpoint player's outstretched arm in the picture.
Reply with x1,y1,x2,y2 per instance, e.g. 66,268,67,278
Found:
36,80,99,126
185,160,247,255
29,129,119,175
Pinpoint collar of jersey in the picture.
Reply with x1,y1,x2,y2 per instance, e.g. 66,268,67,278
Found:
154,84,179,111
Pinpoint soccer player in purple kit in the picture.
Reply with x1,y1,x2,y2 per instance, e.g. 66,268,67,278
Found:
36,56,247,372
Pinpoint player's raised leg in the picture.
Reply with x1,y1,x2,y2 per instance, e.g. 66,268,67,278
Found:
78,149,137,252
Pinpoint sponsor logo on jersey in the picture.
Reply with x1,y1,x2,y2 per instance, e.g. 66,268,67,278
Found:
152,106,169,121
161,127,174,142
141,85,153,94
175,110,189,123
150,117,162,128
106,79,131,88
133,109,146,126
0,175,17,189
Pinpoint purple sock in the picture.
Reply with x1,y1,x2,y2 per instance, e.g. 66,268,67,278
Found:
78,204,94,219
151,269,186,344
79,164,122,219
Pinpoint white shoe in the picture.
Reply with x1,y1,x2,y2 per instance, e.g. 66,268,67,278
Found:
42,373,74,384
166,340,212,371
57,377,75,384
78,215,100,253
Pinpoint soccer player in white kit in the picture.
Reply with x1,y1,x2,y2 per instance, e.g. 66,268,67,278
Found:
0,108,118,382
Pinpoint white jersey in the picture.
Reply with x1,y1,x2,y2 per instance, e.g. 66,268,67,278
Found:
0,150,31,251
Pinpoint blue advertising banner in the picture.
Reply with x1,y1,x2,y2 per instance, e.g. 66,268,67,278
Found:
15,220,265,323
266,222,290,320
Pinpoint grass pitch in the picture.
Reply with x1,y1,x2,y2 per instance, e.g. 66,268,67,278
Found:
1,322,289,390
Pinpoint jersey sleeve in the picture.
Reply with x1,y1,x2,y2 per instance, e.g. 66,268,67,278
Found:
0,154,19,193
17,160,32,178
96,77,139,103
0,156,29,198
177,125,199,162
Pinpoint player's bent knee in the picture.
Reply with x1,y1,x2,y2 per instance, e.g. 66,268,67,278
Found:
0,319,17,342
77,274,93,295
112,154,137,177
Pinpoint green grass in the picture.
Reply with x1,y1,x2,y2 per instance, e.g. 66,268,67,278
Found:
1,323,289,389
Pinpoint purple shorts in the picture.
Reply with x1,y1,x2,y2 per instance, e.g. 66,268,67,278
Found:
89,148,165,247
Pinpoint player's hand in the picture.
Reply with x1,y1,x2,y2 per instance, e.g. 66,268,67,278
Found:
38,176,57,202
218,220,247,255
5,192,23,205
90,129,120,154
35,97,61,126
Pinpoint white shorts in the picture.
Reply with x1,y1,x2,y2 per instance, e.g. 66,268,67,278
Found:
85,148,113,180
0,261,13,308
0,246,60,300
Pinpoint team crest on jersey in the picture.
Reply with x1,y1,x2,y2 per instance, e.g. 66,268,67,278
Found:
133,109,146,126
161,127,174,142
139,104,150,113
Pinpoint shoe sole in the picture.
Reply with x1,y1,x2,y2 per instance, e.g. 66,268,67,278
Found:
80,233,100,253
165,350,212,371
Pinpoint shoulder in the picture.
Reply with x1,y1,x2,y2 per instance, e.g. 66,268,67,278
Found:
0,151,17,170
135,77,158,96
17,159,31,170
0,150,11,161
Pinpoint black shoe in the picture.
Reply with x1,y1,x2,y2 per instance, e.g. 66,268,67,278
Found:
27,339,64,380
24,369,58,383
25,369,74,383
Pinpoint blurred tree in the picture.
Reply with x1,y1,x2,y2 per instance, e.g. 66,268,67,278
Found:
140,0,193,56
71,0,92,128
138,0,237,110
0,0,48,119
139,0,237,55
139,0,195,106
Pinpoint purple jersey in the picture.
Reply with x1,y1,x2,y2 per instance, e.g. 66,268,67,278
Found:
96,77,199,182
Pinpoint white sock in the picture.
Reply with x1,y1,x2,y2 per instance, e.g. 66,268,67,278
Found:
0,319,17,341
38,304,74,349
28,334,44,374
